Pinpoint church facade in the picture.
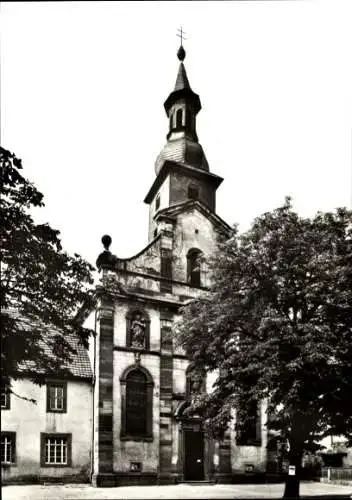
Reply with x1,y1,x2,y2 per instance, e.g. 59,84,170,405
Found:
91,45,269,487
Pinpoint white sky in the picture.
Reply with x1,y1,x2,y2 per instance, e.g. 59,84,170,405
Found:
1,1,352,267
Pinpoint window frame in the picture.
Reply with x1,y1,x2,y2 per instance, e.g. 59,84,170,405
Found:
1,432,16,465
1,387,11,410
120,365,154,441
40,433,72,467
46,381,67,413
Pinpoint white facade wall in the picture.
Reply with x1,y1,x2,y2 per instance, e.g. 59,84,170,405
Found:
1,378,92,482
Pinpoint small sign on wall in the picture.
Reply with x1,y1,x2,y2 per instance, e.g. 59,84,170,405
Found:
288,465,296,476
130,462,142,473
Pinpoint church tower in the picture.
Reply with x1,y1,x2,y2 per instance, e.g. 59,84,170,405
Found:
92,43,267,487
145,45,224,242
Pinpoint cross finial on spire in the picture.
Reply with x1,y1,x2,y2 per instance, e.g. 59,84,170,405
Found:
177,26,187,61
177,26,187,47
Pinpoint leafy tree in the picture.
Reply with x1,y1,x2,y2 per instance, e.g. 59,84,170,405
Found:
1,147,95,393
174,198,352,498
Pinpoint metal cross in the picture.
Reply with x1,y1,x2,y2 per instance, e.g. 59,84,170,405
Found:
177,26,187,46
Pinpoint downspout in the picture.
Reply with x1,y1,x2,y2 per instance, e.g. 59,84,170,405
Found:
91,306,98,482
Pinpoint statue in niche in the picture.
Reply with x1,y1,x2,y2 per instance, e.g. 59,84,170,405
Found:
130,313,146,349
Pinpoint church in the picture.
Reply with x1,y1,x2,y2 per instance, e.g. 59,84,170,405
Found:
1,43,271,486
91,43,268,487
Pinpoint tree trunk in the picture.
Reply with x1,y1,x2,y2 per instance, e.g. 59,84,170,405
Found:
283,447,303,499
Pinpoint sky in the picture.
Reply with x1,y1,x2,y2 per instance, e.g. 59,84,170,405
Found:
1,0,352,267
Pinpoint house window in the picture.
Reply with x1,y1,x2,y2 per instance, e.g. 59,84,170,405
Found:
46,382,67,413
155,194,160,211
120,366,154,440
1,432,16,465
188,184,199,201
1,387,10,410
176,108,183,128
41,433,72,467
187,248,203,287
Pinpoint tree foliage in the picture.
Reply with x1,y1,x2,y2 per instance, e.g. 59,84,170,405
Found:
1,147,95,389
174,198,352,497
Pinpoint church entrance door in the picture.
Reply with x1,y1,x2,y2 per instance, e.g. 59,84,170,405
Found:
184,429,204,480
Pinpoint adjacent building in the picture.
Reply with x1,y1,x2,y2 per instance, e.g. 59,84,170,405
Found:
1,317,93,484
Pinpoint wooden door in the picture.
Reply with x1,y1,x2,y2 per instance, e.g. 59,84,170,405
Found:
184,429,204,480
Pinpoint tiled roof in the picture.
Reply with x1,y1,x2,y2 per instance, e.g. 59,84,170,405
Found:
155,137,209,176
4,309,93,380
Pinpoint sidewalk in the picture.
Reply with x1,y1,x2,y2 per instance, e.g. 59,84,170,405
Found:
2,481,352,500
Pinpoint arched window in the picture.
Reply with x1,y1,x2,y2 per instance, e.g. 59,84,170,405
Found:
120,366,153,440
176,108,183,128
187,248,203,287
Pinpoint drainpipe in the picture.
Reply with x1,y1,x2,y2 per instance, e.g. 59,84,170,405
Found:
91,307,98,483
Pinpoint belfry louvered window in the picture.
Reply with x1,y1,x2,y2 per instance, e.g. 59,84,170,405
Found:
176,108,183,128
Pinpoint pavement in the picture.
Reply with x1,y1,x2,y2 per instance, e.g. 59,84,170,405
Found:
2,482,352,500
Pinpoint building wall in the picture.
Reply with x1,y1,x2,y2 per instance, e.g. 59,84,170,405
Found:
1,378,92,483
170,172,215,211
172,208,220,285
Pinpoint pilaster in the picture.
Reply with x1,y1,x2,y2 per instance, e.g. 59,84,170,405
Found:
158,310,174,483
92,302,115,487
159,220,174,294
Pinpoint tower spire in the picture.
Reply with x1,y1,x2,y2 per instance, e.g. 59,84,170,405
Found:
153,38,208,176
